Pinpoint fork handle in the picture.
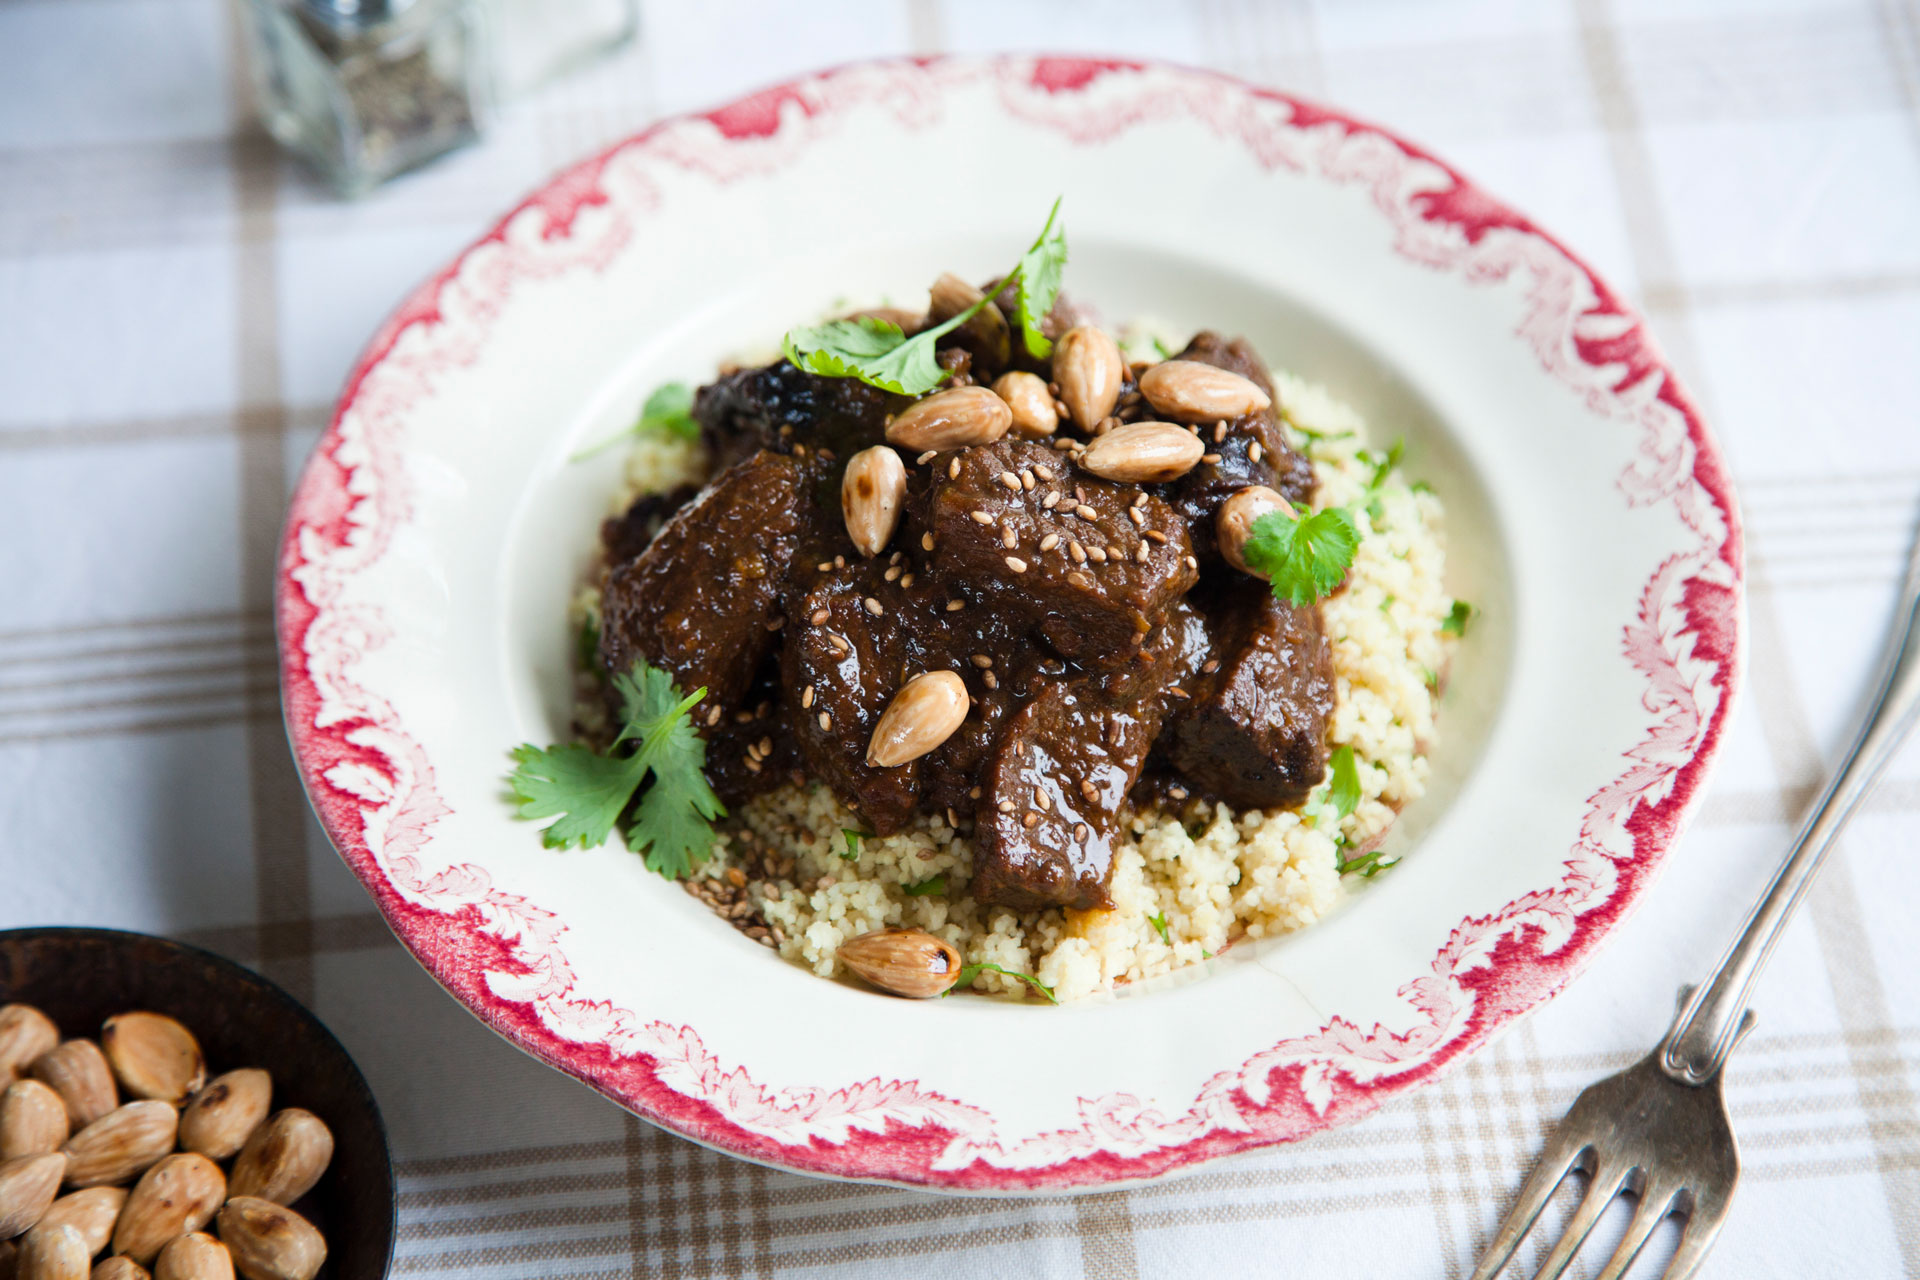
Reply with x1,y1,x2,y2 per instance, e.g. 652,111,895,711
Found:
1660,537,1920,1086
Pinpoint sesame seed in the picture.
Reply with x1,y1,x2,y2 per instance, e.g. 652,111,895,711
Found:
1128,507,1145,526
1047,381,1061,396
982,670,998,689
921,532,935,551
1077,504,1098,519
1039,533,1060,551
828,634,850,654
999,472,1021,492
766,615,786,630
1081,779,1098,803
946,599,964,612
998,799,1016,813
884,565,901,582
1145,529,1169,544
917,450,937,465
834,555,846,568
1074,823,1090,842
1202,658,1220,673
1034,788,1050,811
1043,490,1061,509
1068,570,1093,589
971,510,994,525
863,597,884,617
969,786,982,799
802,686,815,708
1135,543,1149,563
818,712,832,731
1249,442,1263,462
1020,468,1036,490
1097,415,1120,434
1213,422,1227,443
1202,453,1222,465
1169,686,1190,699
948,457,961,479
1189,424,1202,436
899,573,914,588
745,758,762,773
1089,546,1108,563
706,706,723,726
1169,786,1189,801
1069,540,1087,563
734,711,754,724
816,561,832,573
757,736,772,756
1035,465,1054,481
810,608,829,625
970,653,993,668
1107,545,1125,560
1002,526,1018,549
1184,555,1199,570
1024,813,1040,829
1132,492,1149,508
890,551,902,565
1054,399,1071,419
1004,556,1028,573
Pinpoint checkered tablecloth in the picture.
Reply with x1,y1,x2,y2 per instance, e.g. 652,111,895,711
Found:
6,1,1920,1275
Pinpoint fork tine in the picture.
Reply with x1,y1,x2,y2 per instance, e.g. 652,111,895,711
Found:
1467,1128,1591,1280
1530,1160,1635,1280
1661,1189,1733,1280
1592,1184,1679,1280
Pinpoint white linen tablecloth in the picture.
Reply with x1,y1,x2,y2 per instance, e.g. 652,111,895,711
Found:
5,1,1920,1274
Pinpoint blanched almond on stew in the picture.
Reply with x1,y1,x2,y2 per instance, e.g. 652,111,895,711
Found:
866,672,969,768
0,1082,68,1160
27,1043,115,1130
837,929,963,999
840,447,907,558
991,371,1058,438
1217,485,1287,576
1137,359,1271,421
177,1071,271,1163
1076,421,1206,483
99,1016,202,1105
884,386,1012,452
1051,326,1122,431
0,1008,57,1083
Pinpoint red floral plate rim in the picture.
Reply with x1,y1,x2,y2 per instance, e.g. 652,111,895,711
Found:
277,54,1745,1191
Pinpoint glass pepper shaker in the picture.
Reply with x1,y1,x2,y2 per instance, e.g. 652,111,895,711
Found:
240,0,492,197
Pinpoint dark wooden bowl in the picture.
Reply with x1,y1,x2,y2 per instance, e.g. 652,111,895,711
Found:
0,927,394,1279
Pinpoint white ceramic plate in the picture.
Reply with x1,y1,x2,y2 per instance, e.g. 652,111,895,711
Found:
279,56,1744,1192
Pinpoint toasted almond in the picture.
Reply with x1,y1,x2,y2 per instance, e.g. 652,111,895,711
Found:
110,1155,223,1267
90,1256,150,1280
866,671,968,769
839,447,907,558
153,1234,229,1280
990,371,1059,438
214,1199,324,1280
1137,359,1272,421
30,1188,122,1259
227,1113,330,1209
928,274,1010,366
1217,485,1288,576
1051,326,1122,431
98,1019,200,1107
1076,421,1206,483
59,1103,175,1190
14,1223,85,1280
837,929,963,999
0,1083,68,1161
176,1073,270,1165
0,1010,58,1084
27,1045,115,1131
0,1153,65,1238
884,387,1011,452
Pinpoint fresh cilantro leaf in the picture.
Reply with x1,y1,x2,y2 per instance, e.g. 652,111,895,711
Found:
1442,600,1475,637
506,660,725,878
1150,335,1177,360
1242,506,1361,607
1147,912,1171,945
1201,949,1214,959
1328,745,1361,820
571,382,698,460
903,874,947,896
1365,438,1404,488
1338,847,1402,878
782,307,983,396
1012,196,1067,358
944,962,1058,1003
840,828,864,861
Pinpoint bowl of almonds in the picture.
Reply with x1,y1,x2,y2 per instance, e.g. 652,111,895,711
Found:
0,929,393,1279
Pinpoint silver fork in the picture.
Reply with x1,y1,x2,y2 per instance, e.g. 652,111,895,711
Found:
1471,529,1920,1280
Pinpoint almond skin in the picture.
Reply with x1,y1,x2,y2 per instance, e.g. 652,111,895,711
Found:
30,1188,122,1257
152,1234,230,1280
98,1018,202,1106
1051,326,1123,431
1076,421,1206,483
27,1045,115,1131
884,386,1012,452
0,1010,58,1084
213,1199,324,1280
865,671,969,769
176,1073,270,1165
838,929,963,999
0,1083,69,1160
110,1155,224,1266
14,1223,85,1280
90,1257,151,1280
1137,359,1272,421
991,371,1059,439
0,1153,65,1238
839,447,907,558
1216,485,1288,576
226,1112,330,1208
59,1103,175,1190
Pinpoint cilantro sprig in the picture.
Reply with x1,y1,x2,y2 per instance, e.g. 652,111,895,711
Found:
1327,745,1361,821
943,962,1058,1004
507,660,725,878
1338,847,1402,878
782,199,1068,394
1442,600,1475,637
1147,912,1172,945
840,828,865,862
903,875,947,897
571,382,698,460
1242,505,1361,607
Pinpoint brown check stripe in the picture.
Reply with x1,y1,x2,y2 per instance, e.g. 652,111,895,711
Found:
5,0,1920,1274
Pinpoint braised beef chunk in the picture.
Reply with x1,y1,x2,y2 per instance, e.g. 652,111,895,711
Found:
1165,580,1333,808
700,657,798,805
692,360,899,474
599,449,810,721
780,564,925,835
601,483,698,568
971,611,1193,911
1159,333,1315,559
917,440,1197,664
